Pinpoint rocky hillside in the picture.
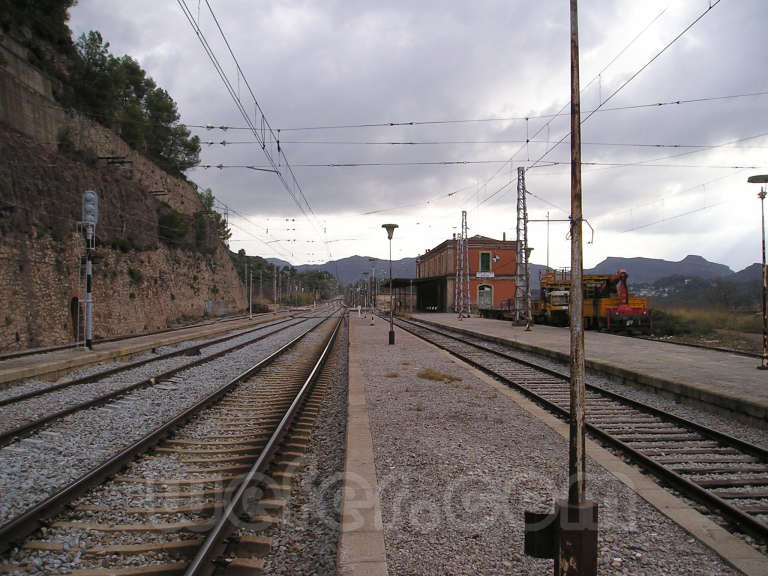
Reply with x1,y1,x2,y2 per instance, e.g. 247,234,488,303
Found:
0,37,246,351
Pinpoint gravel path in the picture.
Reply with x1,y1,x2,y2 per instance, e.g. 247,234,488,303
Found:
261,317,348,575
0,317,322,526
357,317,744,575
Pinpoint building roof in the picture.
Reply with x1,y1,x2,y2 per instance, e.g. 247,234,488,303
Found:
418,234,519,258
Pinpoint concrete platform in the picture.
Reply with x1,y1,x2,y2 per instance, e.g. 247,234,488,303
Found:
0,313,292,386
346,312,767,575
411,312,768,425
337,317,388,576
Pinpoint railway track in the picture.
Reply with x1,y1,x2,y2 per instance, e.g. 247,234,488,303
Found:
0,312,271,363
0,316,308,446
395,317,768,544
0,310,336,530
0,310,344,575
0,316,297,407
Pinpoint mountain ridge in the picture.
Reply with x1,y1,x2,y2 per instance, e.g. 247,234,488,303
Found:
265,253,755,287
585,255,735,284
267,255,418,286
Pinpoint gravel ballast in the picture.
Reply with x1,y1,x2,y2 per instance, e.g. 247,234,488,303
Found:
0,313,342,575
262,317,348,575
0,318,305,435
413,320,768,450
355,316,744,575
0,317,323,526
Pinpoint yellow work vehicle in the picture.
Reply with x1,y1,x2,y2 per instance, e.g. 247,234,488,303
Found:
533,269,651,333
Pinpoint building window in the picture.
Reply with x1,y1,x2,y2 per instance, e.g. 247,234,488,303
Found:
480,252,491,272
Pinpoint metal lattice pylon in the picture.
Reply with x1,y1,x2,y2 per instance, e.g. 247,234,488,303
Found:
456,210,471,318
514,167,532,326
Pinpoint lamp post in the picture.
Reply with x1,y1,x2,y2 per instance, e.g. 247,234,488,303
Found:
369,257,376,326
749,174,768,370
382,224,398,344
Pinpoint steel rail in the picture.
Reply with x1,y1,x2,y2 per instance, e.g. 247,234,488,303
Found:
184,312,344,576
0,316,297,407
404,318,768,459
0,310,337,554
0,317,311,447
395,317,768,541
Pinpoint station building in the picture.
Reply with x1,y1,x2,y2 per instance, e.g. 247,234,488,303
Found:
408,234,522,313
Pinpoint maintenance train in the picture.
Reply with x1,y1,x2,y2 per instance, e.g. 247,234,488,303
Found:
532,269,652,333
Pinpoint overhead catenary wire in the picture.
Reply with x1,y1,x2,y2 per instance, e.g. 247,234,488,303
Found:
196,137,768,150
620,201,729,233
527,0,723,172
473,127,765,212
472,2,678,210
187,90,768,133
191,160,767,171
528,131,768,177
27,85,768,137
359,183,476,216
177,0,331,262
599,169,750,222
201,0,321,231
458,4,676,216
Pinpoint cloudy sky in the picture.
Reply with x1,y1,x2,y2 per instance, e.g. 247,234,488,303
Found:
69,0,767,272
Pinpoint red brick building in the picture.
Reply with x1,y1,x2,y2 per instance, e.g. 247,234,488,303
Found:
413,234,521,312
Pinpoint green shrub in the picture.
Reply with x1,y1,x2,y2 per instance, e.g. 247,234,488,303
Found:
194,213,208,251
157,210,188,246
127,266,143,284
650,306,761,337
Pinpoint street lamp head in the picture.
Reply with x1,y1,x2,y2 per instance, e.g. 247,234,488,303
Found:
382,223,398,240
749,175,768,200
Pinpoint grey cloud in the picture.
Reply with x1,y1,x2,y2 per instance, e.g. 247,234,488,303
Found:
68,0,768,268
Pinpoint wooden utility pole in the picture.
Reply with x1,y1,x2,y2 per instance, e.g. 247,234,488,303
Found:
569,0,586,508
522,14,596,564
556,2,598,574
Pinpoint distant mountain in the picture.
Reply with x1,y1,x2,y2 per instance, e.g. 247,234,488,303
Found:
266,255,417,285
528,263,552,294
265,257,292,269
266,253,758,295
731,263,762,285
586,255,733,285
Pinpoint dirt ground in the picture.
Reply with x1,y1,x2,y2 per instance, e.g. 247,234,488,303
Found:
652,329,762,355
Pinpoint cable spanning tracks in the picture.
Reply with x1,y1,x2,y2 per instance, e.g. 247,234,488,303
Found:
395,317,768,543
0,316,306,446
0,310,344,575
